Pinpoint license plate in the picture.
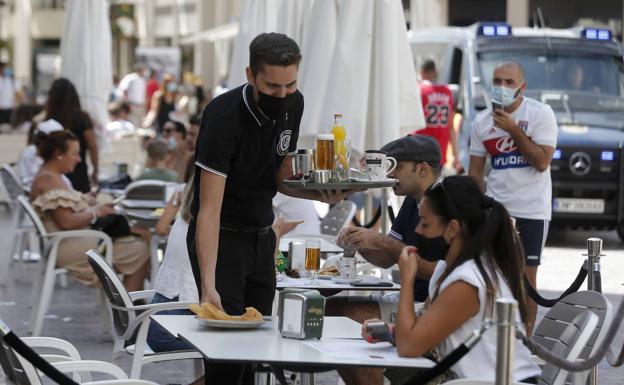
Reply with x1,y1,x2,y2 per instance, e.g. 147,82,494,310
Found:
553,198,605,214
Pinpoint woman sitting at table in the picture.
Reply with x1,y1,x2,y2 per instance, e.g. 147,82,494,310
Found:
358,176,540,384
30,129,150,291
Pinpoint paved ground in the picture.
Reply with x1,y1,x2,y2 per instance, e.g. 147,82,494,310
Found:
0,133,623,384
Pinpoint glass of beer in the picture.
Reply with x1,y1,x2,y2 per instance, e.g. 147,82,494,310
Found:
305,240,321,279
315,134,335,170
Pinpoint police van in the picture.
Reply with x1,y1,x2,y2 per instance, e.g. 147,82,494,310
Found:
408,23,624,239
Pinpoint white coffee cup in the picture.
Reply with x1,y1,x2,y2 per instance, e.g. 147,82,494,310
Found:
338,255,357,280
364,151,397,181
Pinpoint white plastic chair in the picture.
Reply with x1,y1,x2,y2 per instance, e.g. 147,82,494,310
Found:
16,196,114,336
0,326,158,385
441,290,609,385
320,200,357,237
0,165,35,284
86,249,202,379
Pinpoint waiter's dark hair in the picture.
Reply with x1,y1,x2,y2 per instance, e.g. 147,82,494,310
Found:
426,175,528,323
249,33,302,76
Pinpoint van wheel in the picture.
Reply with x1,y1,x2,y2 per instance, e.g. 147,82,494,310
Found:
617,222,624,242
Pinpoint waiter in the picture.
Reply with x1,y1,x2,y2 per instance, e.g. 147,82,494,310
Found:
187,33,348,384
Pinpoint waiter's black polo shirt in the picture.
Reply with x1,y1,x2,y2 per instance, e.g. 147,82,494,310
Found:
389,196,445,302
189,83,303,229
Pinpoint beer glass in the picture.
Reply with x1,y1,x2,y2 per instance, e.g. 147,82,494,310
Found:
315,134,335,170
305,240,321,279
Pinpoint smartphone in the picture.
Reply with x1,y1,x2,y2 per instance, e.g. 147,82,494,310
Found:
492,101,503,111
366,322,395,344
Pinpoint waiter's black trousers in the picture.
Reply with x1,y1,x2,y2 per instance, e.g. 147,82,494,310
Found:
188,226,276,385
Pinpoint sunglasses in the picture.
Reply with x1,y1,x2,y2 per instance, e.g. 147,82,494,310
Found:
431,177,461,218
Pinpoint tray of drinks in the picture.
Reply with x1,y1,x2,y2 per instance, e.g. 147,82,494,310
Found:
282,178,397,190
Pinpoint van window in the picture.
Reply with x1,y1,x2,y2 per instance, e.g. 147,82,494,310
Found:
477,52,624,98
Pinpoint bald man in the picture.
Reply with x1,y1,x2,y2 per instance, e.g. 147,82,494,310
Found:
468,60,558,333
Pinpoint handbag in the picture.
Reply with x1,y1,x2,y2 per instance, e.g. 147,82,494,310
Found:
92,213,132,239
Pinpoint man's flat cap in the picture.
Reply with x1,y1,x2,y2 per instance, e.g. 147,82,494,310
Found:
380,134,441,166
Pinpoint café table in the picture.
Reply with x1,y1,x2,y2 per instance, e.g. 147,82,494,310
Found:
151,315,434,378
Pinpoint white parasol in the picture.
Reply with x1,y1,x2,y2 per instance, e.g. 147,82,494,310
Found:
60,0,113,152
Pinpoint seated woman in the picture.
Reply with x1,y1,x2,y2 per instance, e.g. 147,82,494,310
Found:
359,176,540,384
30,129,149,291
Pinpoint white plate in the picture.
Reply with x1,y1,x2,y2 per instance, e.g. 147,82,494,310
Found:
196,316,269,329
316,274,337,280
331,277,361,284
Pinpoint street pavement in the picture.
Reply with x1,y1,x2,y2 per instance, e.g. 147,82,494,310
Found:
0,133,623,384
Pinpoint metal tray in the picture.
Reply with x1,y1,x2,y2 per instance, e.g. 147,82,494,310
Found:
282,178,397,190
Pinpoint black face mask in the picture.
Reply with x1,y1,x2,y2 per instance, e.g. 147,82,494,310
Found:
256,88,299,120
413,232,449,262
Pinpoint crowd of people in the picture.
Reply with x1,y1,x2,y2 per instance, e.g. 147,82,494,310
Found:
2,29,560,385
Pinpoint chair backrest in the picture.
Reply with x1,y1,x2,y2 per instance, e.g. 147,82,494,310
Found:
123,180,167,201
0,326,42,385
320,200,356,236
86,249,135,337
16,196,48,239
534,290,608,385
1,165,25,201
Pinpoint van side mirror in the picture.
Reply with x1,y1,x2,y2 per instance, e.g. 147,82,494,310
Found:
448,84,460,109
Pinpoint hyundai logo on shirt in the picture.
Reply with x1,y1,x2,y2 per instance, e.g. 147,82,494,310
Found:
484,136,530,169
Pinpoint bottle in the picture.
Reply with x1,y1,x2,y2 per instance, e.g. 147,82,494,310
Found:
331,114,348,171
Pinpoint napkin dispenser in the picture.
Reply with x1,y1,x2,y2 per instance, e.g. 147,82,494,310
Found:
279,290,325,340
287,241,306,270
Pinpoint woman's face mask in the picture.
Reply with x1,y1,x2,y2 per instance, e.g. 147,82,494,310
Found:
166,82,178,93
413,231,450,262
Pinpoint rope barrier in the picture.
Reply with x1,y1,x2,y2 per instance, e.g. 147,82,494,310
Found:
0,321,78,385
524,262,588,307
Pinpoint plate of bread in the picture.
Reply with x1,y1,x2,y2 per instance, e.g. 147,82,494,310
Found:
317,265,340,278
190,303,268,329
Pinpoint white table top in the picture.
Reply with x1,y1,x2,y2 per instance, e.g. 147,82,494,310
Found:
279,234,343,253
151,315,434,369
276,275,400,291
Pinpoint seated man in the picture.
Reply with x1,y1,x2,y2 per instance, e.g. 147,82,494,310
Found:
137,139,178,182
330,135,444,385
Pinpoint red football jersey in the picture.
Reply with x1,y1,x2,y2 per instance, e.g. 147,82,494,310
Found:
411,80,454,165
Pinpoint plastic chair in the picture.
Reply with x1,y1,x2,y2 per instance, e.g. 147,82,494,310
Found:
0,165,35,284
16,196,114,336
441,290,609,385
320,200,356,237
86,249,202,379
0,323,158,385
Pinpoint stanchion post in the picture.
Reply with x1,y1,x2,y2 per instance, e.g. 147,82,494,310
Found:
495,298,517,385
585,237,603,385
586,237,602,293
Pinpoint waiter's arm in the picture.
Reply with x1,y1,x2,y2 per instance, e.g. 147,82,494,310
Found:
196,169,226,309
275,155,354,204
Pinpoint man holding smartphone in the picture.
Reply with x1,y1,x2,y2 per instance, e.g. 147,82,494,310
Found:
468,60,558,333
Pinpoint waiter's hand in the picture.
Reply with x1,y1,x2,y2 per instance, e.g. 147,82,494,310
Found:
201,286,223,311
318,189,359,205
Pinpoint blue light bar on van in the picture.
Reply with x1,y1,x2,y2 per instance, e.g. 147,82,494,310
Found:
553,149,562,160
582,28,612,41
601,151,615,161
478,23,512,37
